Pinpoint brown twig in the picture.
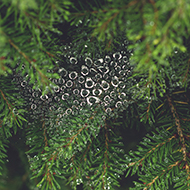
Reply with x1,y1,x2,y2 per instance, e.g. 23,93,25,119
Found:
128,135,175,167
167,96,187,161
148,0,159,34
182,58,190,83
73,0,139,17
0,89,15,118
143,161,179,189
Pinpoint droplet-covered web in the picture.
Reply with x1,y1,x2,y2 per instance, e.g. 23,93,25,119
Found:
15,50,135,124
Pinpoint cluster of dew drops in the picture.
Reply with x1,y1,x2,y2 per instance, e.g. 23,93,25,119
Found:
13,42,136,126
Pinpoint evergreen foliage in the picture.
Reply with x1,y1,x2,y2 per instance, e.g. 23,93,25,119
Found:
0,0,190,189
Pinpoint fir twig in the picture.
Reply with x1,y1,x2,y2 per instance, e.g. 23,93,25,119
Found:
167,96,187,161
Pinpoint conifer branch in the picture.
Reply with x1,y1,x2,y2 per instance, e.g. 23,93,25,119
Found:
8,39,49,86
167,96,187,161
0,89,15,118
182,58,190,83
143,161,179,190
148,0,158,34
146,100,152,119
69,136,94,183
102,124,109,189
128,135,176,167
72,0,139,17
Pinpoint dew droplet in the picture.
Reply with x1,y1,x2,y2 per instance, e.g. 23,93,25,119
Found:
31,104,37,110
104,95,111,102
58,78,65,84
111,76,119,87
118,81,125,89
40,95,48,101
66,80,73,88
122,55,128,63
105,55,111,63
65,108,72,115
81,65,89,76
92,89,102,96
53,86,60,92
95,73,102,80
85,57,93,67
85,77,94,88
113,52,122,60
70,57,77,64
69,71,78,80
21,80,27,87
54,96,60,101
78,76,85,84
105,107,112,114
73,89,79,95
118,92,126,99
59,68,68,77
62,93,69,100
86,96,100,105
94,58,103,67
81,89,90,97
32,92,39,98
101,80,110,91
115,101,122,108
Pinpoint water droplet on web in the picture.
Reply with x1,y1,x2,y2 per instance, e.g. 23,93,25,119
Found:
98,66,109,76
85,57,93,67
69,71,78,80
65,108,72,115
32,92,39,98
101,80,110,91
104,95,111,102
123,100,129,107
122,55,128,63
118,81,125,89
105,107,112,115
73,89,79,95
31,104,37,110
13,108,18,115
113,52,122,60
92,89,102,96
86,96,100,105
81,65,89,76
78,76,85,84
110,91,117,99
111,76,119,87
40,95,48,101
118,92,126,99
94,58,103,67
80,101,86,107
90,68,97,76
58,78,65,84
53,86,60,92
85,77,94,88
59,68,68,77
54,96,60,101
119,70,125,76
105,55,111,63
70,57,77,64
60,85,65,91
66,80,73,88
110,61,117,67
115,101,122,108
21,80,27,87
62,93,69,100
81,89,90,97
115,66,121,72
73,100,79,105
95,73,102,80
